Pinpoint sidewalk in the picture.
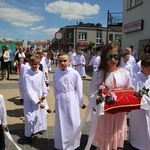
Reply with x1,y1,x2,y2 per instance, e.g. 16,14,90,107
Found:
0,67,134,150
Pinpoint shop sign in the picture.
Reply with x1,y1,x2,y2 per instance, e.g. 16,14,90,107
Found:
124,20,143,33
78,42,88,46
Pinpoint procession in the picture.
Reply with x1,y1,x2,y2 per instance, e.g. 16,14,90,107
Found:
1,41,150,150
1,0,150,150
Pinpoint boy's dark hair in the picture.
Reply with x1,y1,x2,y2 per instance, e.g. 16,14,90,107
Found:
141,55,150,67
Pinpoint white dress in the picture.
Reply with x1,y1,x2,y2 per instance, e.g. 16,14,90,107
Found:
53,67,83,150
69,52,77,69
18,62,30,99
75,55,86,77
121,60,134,83
129,72,150,150
23,69,48,137
88,55,101,73
42,57,52,91
0,94,7,126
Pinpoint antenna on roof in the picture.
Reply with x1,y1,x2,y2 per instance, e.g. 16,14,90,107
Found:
76,20,78,25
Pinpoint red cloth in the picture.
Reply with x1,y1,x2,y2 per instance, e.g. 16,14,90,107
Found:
103,88,141,114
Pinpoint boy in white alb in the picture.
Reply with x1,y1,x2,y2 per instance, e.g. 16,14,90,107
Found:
53,52,86,150
75,49,86,78
129,55,150,150
121,53,134,82
88,49,101,73
23,54,49,143
18,52,34,102
68,48,77,69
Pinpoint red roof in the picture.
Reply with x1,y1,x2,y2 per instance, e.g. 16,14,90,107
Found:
35,41,49,44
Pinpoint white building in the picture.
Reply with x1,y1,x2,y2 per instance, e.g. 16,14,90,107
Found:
122,0,149,59
27,40,50,51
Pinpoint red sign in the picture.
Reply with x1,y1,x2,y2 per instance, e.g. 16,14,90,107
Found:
124,20,143,33
78,42,88,46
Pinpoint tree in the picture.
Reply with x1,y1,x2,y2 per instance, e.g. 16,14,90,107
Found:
87,41,95,51
117,37,122,48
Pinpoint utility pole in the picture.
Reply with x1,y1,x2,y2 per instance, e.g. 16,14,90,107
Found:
106,10,109,44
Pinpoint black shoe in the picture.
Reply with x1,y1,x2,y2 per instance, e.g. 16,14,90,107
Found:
75,147,81,150
26,136,32,143
20,99,24,102
82,76,86,79
39,130,45,135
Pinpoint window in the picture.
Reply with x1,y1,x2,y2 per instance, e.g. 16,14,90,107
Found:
42,45,46,48
109,34,113,42
78,32,87,40
127,0,143,9
96,33,101,44
63,33,66,42
69,33,72,42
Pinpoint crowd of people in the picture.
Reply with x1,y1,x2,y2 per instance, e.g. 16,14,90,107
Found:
0,42,150,150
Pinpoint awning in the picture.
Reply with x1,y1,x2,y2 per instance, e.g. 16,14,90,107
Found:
78,42,88,46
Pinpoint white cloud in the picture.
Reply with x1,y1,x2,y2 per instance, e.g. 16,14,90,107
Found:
0,7,44,27
43,28,60,38
31,26,45,31
45,1,99,20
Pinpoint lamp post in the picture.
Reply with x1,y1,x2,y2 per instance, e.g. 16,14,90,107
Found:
106,10,109,44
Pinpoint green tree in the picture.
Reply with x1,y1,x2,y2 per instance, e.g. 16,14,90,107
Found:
117,37,122,47
87,41,95,51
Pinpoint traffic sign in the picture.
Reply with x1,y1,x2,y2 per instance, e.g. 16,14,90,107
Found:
55,32,62,40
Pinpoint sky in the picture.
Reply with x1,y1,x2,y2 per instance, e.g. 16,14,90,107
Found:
0,0,123,41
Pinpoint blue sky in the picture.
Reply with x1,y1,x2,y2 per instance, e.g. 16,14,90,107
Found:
0,0,123,41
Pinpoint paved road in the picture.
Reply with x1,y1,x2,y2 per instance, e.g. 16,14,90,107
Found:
0,67,137,150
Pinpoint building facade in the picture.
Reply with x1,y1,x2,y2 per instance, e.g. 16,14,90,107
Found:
27,40,50,51
122,0,149,59
51,22,122,51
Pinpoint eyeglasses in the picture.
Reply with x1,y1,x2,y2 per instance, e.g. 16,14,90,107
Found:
106,54,120,61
